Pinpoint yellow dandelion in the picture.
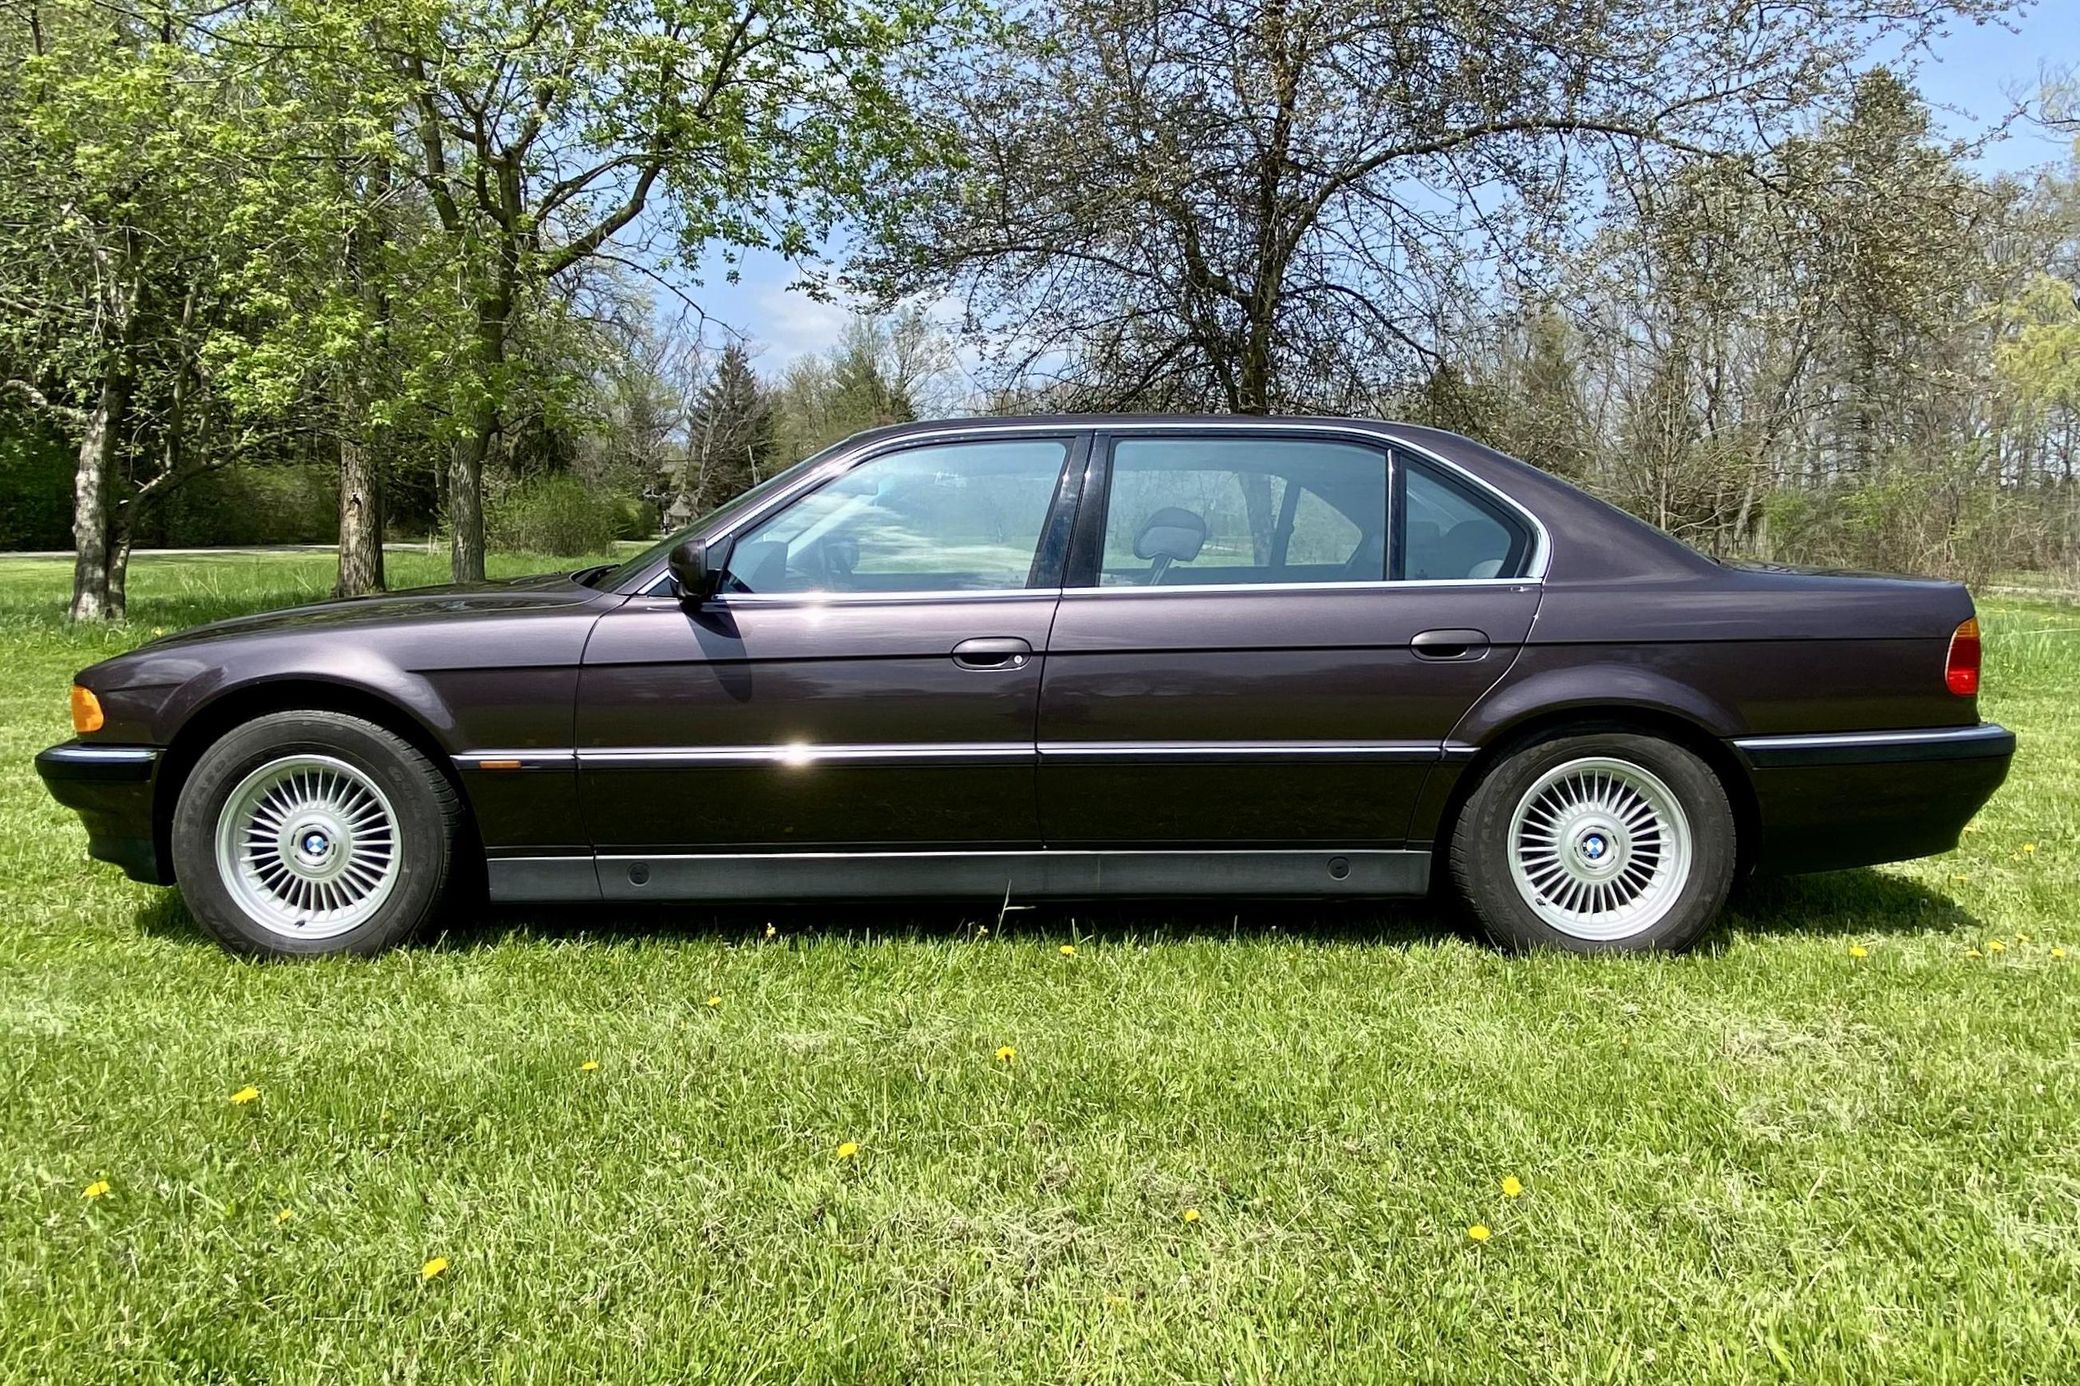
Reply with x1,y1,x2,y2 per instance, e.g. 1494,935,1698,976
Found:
229,1086,259,1105
705,995,722,1009
2052,948,2068,960
1500,1175,1524,1198
1467,1223,1492,1243
1987,939,2006,953
764,922,777,939
1059,944,1076,957
420,1256,450,1281
1847,944,1869,959
2022,842,2037,855
1181,1208,1201,1224
82,1180,110,1200
273,1208,294,1225
995,1045,1017,1063
835,1141,860,1160
579,1060,600,1072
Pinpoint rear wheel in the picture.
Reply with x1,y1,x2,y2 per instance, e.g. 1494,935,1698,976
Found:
1449,731,1736,954
171,711,463,957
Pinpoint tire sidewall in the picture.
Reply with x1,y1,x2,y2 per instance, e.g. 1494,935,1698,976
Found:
171,713,454,957
1453,732,1736,954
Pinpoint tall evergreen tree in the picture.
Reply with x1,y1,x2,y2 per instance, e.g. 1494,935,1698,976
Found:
676,343,773,523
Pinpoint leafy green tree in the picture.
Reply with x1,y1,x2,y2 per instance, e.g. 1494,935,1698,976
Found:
340,0,957,581
0,0,298,617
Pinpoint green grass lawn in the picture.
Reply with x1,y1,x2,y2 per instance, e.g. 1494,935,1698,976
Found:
1,552,2076,1383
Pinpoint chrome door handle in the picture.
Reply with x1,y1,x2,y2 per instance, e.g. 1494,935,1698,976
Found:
1411,628,1489,660
951,637,1033,670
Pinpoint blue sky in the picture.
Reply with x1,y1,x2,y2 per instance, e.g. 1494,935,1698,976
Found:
688,1,2077,371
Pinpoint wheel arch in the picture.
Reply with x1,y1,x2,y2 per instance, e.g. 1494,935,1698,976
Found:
153,678,477,883
1431,704,1759,880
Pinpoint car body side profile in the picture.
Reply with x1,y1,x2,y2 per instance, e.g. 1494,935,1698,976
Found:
37,416,2014,956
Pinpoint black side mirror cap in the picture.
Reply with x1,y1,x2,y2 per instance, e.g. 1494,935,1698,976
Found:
668,537,727,602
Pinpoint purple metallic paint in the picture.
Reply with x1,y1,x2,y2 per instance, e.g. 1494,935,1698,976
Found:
42,415,2011,894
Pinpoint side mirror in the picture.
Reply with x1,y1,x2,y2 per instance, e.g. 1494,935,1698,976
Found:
668,537,726,602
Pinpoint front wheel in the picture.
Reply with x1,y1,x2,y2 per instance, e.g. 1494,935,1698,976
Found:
170,711,464,957
1449,732,1736,954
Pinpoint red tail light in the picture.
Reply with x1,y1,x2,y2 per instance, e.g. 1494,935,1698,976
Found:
1945,618,1981,696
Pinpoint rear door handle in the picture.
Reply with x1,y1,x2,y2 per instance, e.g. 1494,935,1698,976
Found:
1411,628,1489,660
951,637,1033,670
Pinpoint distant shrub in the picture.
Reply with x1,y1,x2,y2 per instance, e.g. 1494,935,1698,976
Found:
486,473,626,556
0,418,75,550
156,462,338,546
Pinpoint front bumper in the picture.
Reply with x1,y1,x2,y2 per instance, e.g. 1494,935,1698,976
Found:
35,742,171,884
1734,724,2015,875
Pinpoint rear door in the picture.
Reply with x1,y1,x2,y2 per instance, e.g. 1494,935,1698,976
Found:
579,432,1085,858
1036,430,1541,847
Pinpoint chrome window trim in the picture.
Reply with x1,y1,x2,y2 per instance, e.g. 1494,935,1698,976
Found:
710,589,1065,608
1056,577,1538,597
625,419,1553,596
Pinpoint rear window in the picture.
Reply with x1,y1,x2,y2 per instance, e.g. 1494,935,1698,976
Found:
1394,457,1533,581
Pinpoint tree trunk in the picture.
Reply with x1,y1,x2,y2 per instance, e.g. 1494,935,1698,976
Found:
68,367,131,622
449,418,490,582
107,525,134,621
448,289,509,583
336,431,386,596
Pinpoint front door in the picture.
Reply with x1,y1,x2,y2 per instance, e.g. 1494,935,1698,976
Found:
579,434,1084,869
1037,431,1541,847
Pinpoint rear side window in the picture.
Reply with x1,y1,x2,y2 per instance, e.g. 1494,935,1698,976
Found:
1395,458,1532,581
1093,437,1387,587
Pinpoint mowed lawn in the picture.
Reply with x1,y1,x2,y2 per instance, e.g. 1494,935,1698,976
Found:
1,552,2077,1384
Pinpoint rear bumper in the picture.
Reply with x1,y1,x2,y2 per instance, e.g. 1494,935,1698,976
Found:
34,743,171,884
1734,724,2014,875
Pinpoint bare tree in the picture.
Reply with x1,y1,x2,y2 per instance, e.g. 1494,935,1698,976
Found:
859,0,2014,415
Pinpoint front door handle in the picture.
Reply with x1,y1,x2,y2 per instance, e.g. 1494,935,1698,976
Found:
951,636,1033,670
1411,628,1489,660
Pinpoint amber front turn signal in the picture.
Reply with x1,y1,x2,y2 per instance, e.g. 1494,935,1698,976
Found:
70,684,104,734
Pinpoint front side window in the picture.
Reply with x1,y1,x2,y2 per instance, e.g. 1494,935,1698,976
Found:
1094,437,1387,587
724,439,1071,594
1395,458,1532,581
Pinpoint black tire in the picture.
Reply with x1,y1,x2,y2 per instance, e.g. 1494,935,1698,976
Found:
170,711,464,958
1448,731,1736,954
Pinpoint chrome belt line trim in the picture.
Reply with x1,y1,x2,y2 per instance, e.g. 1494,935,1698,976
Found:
552,741,1450,767
594,848,1426,862
454,751,579,768
579,743,1031,766
40,745,159,763
1732,724,2012,751
1038,740,1441,760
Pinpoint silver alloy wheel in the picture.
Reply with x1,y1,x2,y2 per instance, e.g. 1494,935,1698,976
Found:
1505,756,1694,941
212,754,401,939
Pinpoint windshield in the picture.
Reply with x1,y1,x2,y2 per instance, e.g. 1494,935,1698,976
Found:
589,445,844,591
